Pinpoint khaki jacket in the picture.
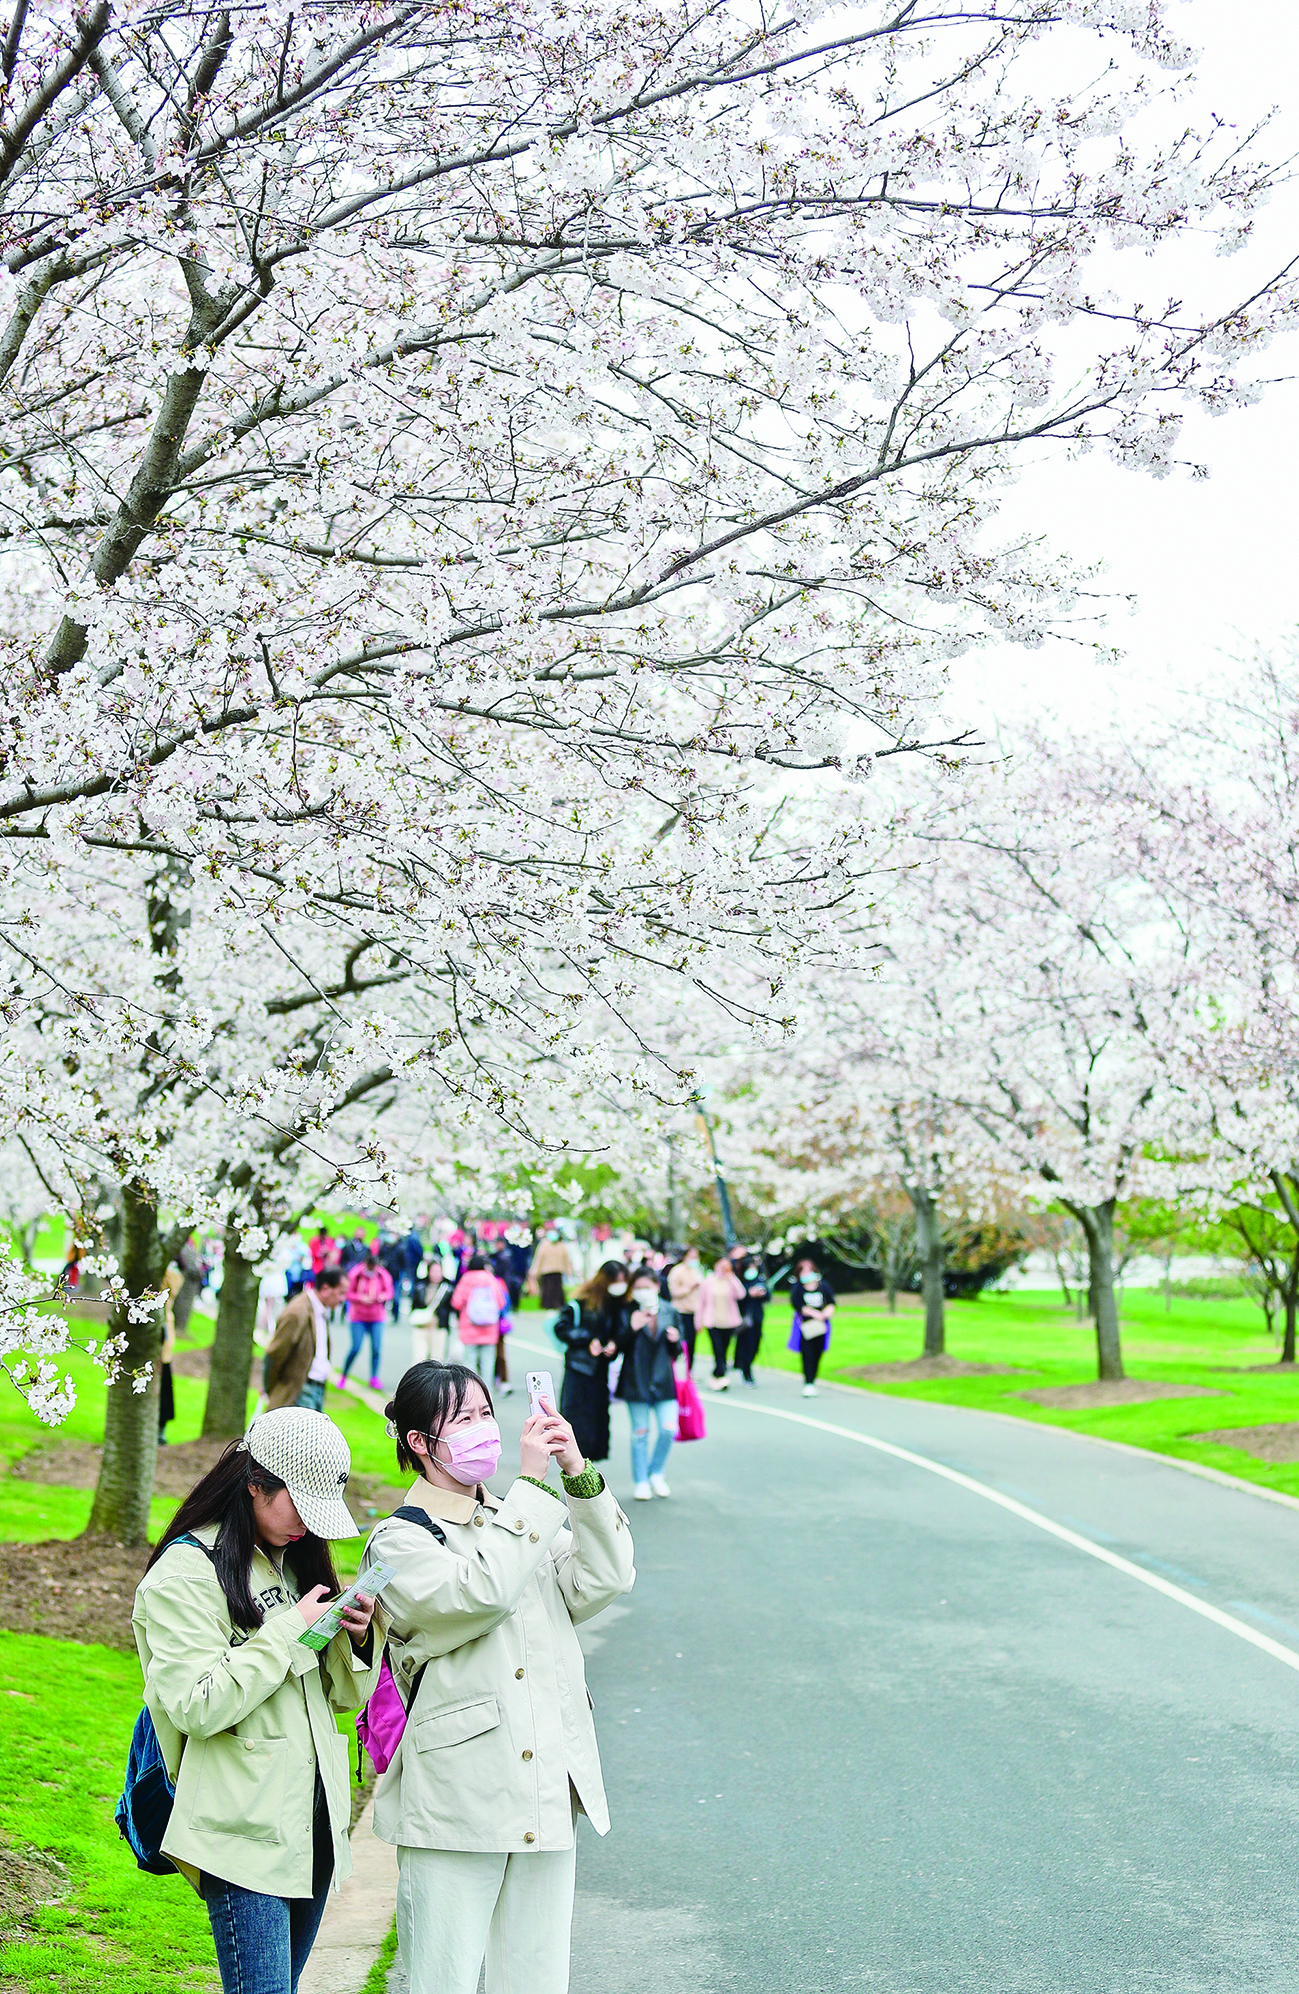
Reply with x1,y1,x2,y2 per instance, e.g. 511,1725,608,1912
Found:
132,1526,383,1896
263,1292,319,1410
525,1239,574,1291
364,1473,634,1854
667,1260,703,1312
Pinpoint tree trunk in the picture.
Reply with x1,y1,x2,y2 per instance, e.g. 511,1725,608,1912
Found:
1066,1199,1124,1381
1282,1248,1299,1366
202,1228,260,1437
86,1179,164,1545
908,1184,945,1359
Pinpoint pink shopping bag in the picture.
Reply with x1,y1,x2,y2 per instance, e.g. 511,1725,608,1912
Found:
674,1362,707,1442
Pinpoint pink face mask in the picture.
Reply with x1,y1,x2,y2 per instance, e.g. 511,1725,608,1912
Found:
435,1419,502,1487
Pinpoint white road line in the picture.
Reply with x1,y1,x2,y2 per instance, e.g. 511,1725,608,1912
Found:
713,1394,1299,1677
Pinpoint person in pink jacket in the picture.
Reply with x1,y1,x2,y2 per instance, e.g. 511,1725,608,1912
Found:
343,1251,394,1390
449,1255,510,1381
695,1256,747,1392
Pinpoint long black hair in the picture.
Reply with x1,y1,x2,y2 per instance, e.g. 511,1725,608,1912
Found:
386,1362,495,1478
147,1441,341,1631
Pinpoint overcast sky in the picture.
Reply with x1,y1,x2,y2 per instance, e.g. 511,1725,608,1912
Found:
943,0,1299,742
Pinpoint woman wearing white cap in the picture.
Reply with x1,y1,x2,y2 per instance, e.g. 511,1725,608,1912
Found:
131,1407,384,1994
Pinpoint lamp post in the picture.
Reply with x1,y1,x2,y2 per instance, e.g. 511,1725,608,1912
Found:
694,1094,736,1248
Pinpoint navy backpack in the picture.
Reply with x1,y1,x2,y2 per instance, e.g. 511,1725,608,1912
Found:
115,1534,213,1875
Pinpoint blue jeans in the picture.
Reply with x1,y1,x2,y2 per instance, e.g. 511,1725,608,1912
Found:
342,1313,383,1379
294,1378,326,1412
203,1790,332,1993
627,1398,678,1484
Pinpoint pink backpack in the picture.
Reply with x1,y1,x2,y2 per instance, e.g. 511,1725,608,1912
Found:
354,1508,444,1778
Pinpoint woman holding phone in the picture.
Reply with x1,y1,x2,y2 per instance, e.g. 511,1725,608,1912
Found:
614,1266,683,1500
365,1362,635,1994
131,1408,383,1994
551,1258,627,1463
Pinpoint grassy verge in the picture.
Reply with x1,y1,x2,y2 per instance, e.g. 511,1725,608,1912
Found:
754,1286,1299,1498
0,1632,217,1993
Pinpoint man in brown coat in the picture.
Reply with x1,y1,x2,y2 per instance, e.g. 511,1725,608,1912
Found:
263,1265,347,1411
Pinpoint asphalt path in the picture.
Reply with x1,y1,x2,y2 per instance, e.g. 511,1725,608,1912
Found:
374,1314,1299,1991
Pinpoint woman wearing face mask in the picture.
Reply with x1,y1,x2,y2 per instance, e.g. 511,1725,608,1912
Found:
614,1268,683,1501
666,1244,704,1373
551,1259,627,1464
364,1363,635,1994
788,1256,836,1396
131,1409,382,1994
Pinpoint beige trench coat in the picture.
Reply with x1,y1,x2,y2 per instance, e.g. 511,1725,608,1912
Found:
363,1474,634,1854
132,1525,383,1896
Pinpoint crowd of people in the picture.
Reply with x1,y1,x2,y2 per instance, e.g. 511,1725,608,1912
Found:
123,1218,843,1994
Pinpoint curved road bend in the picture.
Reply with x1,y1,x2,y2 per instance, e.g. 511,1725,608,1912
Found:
487,1345,1299,1994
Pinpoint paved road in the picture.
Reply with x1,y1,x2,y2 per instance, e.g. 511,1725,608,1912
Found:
476,1334,1299,1994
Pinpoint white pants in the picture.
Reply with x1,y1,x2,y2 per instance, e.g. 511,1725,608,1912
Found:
396,1841,577,1994
409,1323,447,1365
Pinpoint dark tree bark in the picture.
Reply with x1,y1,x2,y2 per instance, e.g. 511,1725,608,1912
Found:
202,1226,260,1437
85,1177,164,1544
1064,1198,1124,1381
907,1183,945,1359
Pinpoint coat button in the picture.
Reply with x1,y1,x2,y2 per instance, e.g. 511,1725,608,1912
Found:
515,1668,524,1679
529,1532,539,1543
522,1749,533,1761
524,1832,536,1843
473,1515,484,1527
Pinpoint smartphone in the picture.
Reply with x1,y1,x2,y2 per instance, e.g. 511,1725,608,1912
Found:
297,1557,398,1651
526,1369,556,1418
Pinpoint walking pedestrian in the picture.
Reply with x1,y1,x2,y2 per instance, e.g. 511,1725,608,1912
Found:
789,1256,836,1396
526,1226,575,1312
171,1234,206,1335
615,1266,683,1500
666,1245,704,1373
380,1231,408,1322
343,1252,393,1390
263,1266,348,1411
552,1260,626,1464
340,1226,369,1271
732,1248,769,1386
449,1254,509,1381
158,1268,181,1444
365,1363,635,1994
131,1409,381,1994
695,1254,746,1392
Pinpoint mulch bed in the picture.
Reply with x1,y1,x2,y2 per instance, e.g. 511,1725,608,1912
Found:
0,1840,69,1936
10,1437,232,1497
0,1536,150,1650
1195,1422,1299,1463
841,1355,1028,1381
1017,1380,1226,1410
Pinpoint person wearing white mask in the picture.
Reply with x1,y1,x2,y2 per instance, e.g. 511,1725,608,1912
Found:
364,1363,635,1994
614,1267,684,1500
551,1259,627,1464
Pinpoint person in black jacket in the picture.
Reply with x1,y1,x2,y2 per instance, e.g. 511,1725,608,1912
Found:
551,1259,627,1464
731,1246,769,1386
789,1256,836,1396
616,1265,683,1501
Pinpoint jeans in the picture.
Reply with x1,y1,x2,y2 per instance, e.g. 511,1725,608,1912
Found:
801,1331,826,1385
342,1313,383,1379
627,1398,678,1483
203,1788,333,1994
294,1378,326,1412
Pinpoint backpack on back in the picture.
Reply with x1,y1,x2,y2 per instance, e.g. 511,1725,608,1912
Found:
116,1534,213,1874
465,1280,500,1328
355,1507,448,1778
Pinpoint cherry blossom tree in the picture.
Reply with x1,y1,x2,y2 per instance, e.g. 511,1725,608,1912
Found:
0,0,1293,1458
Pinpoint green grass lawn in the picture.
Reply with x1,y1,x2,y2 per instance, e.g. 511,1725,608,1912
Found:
751,1286,1299,1499
0,1632,217,1993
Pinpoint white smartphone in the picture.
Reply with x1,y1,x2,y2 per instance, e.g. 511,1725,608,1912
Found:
526,1369,556,1418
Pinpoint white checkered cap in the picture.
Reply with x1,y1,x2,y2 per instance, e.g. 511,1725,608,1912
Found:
242,1407,359,1539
